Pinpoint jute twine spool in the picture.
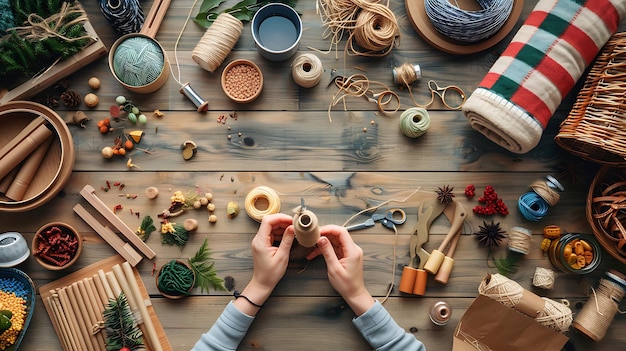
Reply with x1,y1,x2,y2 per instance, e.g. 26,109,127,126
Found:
244,186,281,222
573,274,626,341
291,53,323,88
112,36,164,86
192,13,243,73
507,226,532,255
518,176,563,221
351,3,400,55
392,62,421,86
478,273,573,332
533,267,555,290
399,107,430,138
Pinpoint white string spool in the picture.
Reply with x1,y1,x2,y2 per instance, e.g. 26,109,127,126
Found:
244,186,282,222
291,53,323,88
533,267,555,290
192,13,243,73
507,226,532,255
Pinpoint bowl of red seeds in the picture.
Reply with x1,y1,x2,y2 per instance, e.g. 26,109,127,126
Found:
32,222,83,270
221,59,264,103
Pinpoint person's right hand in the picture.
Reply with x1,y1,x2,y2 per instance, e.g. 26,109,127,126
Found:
307,225,375,316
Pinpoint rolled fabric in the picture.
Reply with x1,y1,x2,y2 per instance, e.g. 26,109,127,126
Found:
462,0,626,154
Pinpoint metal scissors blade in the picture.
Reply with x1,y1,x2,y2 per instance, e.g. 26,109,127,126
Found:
345,218,376,231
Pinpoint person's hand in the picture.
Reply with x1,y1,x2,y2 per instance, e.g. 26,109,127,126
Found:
307,225,375,316
250,213,295,291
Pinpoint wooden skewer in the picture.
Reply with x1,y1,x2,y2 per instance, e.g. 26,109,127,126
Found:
48,294,75,351
80,185,156,259
74,204,143,266
122,261,163,351
57,287,89,351
64,286,96,351
76,281,106,351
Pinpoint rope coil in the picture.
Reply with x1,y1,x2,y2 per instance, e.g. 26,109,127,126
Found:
424,0,514,43
192,13,243,73
518,176,563,221
291,53,324,88
244,186,282,222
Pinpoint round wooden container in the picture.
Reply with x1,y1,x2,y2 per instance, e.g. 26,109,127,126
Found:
586,166,626,265
221,59,264,103
0,101,75,212
156,260,196,299
32,222,83,270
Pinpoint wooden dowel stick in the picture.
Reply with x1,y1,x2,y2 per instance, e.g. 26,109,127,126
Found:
48,294,75,351
76,281,106,351
97,270,115,299
64,286,96,351
85,277,106,315
105,271,122,297
122,261,163,351
112,264,154,349
58,287,89,351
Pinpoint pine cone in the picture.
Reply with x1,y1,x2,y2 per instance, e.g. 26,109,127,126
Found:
60,90,81,107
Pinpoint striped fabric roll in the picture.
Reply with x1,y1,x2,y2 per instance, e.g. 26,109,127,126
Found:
462,0,626,154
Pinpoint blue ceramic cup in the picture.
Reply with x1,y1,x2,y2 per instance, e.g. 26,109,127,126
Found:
251,3,302,61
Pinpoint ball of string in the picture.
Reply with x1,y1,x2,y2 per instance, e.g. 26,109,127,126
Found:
424,0,514,43
112,36,164,87
291,53,324,88
399,107,430,138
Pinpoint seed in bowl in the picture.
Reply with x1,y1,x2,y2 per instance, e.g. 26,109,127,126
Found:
223,64,262,100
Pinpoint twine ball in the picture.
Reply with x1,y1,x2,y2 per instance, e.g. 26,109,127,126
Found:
291,53,323,88
113,36,164,87
533,267,555,290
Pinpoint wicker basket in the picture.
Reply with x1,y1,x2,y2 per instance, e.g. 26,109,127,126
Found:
555,32,626,166
586,166,626,265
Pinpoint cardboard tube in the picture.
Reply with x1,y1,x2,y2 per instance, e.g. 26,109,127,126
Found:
48,295,77,351
0,167,19,194
399,266,418,294
424,249,445,274
412,269,428,295
0,116,45,159
64,286,96,351
5,134,53,200
0,122,53,180
76,281,106,351
57,287,89,351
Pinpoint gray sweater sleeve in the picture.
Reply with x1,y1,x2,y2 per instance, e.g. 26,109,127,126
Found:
352,301,426,351
191,300,426,351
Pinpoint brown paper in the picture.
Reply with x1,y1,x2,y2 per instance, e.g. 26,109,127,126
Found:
453,295,568,351
5,134,54,201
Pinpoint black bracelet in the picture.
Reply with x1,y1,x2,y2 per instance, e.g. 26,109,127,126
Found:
233,291,264,308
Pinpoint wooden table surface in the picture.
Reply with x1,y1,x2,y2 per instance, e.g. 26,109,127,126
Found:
2,0,626,350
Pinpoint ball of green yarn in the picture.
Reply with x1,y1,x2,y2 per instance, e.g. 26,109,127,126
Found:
113,36,164,87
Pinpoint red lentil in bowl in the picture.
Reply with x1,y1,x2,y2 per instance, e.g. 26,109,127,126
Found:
221,59,263,103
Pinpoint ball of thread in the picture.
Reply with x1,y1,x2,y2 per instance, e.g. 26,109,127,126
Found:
478,273,572,332
244,186,282,222
573,275,626,341
351,3,399,55
507,226,532,255
533,267,555,290
192,13,243,73
291,53,323,88
113,36,164,87
400,107,431,138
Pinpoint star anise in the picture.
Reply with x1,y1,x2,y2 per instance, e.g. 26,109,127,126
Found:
474,220,506,248
436,185,455,205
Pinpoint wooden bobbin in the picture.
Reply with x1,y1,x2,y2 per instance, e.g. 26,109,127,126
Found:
294,208,320,248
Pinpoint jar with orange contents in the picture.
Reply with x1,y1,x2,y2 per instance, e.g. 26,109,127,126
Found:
548,233,601,274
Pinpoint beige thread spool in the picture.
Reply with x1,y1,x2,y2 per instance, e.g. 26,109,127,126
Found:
192,13,243,73
293,206,320,248
507,226,532,255
392,62,421,86
291,53,323,88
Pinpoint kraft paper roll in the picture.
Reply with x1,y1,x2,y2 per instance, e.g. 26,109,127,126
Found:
5,134,54,201
0,122,53,181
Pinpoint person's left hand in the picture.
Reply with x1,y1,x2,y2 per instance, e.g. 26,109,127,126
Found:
250,213,295,292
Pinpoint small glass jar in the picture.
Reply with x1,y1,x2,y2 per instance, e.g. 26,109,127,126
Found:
548,233,601,274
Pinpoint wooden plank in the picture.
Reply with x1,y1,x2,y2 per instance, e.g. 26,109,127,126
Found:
73,203,143,266
80,184,156,259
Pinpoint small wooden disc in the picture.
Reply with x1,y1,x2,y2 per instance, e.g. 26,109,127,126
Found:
405,0,525,55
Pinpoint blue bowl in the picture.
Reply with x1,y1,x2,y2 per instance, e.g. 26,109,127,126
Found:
251,3,302,61
0,268,35,350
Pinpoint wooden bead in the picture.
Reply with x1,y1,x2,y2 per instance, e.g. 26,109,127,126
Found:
88,77,101,89
84,93,99,108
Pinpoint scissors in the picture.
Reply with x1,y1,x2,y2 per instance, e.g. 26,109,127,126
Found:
328,70,401,113
414,80,466,110
346,208,406,231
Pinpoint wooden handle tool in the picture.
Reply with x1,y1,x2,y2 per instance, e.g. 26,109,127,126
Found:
424,201,466,274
